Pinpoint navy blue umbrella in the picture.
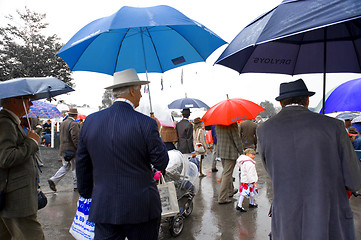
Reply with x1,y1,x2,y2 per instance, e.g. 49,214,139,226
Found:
168,97,209,109
321,78,361,114
215,0,361,113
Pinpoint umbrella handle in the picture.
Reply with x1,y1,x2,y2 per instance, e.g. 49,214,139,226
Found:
22,99,32,131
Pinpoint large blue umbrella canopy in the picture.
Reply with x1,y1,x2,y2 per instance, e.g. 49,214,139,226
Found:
0,77,74,100
168,97,209,109
27,101,62,119
215,0,361,113
57,5,226,75
321,78,361,114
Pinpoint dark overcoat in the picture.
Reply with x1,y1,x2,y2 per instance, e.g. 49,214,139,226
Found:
176,119,194,154
76,102,169,225
257,106,361,240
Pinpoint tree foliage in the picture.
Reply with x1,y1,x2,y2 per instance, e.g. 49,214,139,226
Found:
100,89,113,110
259,100,279,118
0,8,72,85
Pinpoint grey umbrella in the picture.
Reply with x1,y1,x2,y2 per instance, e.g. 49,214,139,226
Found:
0,77,74,100
215,0,361,113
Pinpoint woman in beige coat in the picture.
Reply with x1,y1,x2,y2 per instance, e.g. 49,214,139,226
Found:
193,117,208,176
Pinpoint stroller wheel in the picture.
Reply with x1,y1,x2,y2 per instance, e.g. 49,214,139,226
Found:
169,215,184,237
183,200,193,218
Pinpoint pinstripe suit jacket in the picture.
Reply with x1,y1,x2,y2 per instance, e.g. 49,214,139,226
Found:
76,101,169,225
0,110,39,218
215,123,243,160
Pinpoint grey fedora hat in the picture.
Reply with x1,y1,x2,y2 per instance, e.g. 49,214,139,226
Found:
275,79,315,101
105,69,150,90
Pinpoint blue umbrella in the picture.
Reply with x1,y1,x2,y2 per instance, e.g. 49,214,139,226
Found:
0,77,74,100
335,112,360,121
57,5,226,75
168,97,209,109
321,78,361,114
27,101,62,119
215,0,361,114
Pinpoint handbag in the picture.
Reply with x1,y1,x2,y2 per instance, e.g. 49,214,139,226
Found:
0,170,9,211
63,150,76,162
195,129,206,154
38,189,48,210
69,197,95,240
157,175,179,218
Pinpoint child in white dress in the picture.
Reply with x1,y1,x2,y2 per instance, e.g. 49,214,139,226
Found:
236,148,258,212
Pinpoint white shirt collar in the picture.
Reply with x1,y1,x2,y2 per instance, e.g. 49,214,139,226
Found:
285,104,305,108
115,98,135,109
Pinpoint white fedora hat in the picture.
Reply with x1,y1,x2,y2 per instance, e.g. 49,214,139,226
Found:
105,69,150,90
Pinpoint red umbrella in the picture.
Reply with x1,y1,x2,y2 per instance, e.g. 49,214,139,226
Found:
201,97,265,126
77,114,87,120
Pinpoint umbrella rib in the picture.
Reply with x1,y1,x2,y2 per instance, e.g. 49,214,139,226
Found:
113,28,130,73
167,25,206,61
345,22,361,74
145,27,164,73
290,33,305,76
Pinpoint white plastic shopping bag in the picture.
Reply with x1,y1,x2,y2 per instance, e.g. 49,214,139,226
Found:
69,197,95,240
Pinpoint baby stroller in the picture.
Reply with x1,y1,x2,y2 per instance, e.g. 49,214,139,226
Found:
160,150,199,237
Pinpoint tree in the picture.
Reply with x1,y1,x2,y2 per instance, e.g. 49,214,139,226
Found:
259,100,279,118
0,8,73,85
100,89,113,110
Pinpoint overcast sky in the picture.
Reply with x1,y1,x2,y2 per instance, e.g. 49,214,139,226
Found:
1,0,359,114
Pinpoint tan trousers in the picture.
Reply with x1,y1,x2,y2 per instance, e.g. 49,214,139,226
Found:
218,158,236,203
0,214,45,240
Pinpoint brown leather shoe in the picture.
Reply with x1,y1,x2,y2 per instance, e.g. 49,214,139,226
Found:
48,179,57,192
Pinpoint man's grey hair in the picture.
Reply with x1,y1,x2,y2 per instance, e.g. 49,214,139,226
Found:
112,85,140,98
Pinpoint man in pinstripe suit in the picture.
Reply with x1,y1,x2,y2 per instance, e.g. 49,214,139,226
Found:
76,69,169,240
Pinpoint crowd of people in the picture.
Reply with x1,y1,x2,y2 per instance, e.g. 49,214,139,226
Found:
1,70,361,240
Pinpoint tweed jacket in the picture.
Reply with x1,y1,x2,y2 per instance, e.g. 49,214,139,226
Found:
176,119,194,154
257,106,361,240
76,101,169,225
215,123,243,160
59,117,80,156
239,120,258,150
0,110,39,218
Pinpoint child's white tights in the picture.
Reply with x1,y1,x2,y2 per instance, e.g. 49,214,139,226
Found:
238,195,254,207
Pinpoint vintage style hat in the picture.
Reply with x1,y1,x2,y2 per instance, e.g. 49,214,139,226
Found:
348,127,359,136
275,79,315,101
68,108,78,115
181,108,191,115
105,69,150,90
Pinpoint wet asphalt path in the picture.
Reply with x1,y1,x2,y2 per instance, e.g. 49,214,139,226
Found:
37,146,361,239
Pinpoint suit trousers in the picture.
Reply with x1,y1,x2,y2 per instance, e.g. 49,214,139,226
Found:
0,214,45,240
94,217,161,240
50,157,77,188
218,158,236,203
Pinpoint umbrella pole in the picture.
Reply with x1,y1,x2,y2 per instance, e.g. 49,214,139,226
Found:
322,28,327,115
146,71,153,113
141,31,153,113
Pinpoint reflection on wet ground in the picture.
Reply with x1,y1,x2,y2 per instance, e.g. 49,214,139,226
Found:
38,147,361,239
